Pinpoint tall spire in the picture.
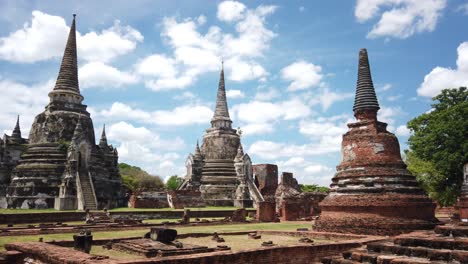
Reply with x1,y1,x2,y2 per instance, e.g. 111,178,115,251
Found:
353,49,380,118
49,14,83,104
211,62,232,128
99,124,108,147
55,14,79,92
11,115,22,141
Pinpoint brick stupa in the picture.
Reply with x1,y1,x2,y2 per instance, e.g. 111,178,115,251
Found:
314,49,437,235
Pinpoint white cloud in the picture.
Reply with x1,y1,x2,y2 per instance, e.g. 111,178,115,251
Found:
217,1,247,22
233,98,311,124
107,121,185,177
355,0,447,39
226,57,267,81
0,11,69,63
299,6,306,12
0,11,142,63
418,42,468,97
254,87,280,101
281,61,323,91
249,140,339,160
316,88,354,111
79,20,143,62
135,54,177,78
152,105,213,126
134,2,276,91
378,83,393,91
0,79,53,136
95,102,213,127
396,125,411,137
97,102,152,122
240,123,273,135
226,89,245,99
79,62,138,88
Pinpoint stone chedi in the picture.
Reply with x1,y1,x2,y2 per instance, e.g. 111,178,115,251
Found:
0,116,28,208
179,66,262,206
5,15,125,210
314,49,436,235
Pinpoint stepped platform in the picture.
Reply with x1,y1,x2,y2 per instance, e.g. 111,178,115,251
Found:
322,225,468,264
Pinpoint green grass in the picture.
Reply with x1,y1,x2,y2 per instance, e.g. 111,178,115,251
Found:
0,206,253,214
0,222,310,250
0,209,80,214
109,206,253,212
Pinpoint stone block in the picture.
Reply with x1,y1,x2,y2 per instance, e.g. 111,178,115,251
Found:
150,228,177,243
54,197,77,210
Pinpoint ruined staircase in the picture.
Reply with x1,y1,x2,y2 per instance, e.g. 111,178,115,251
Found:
77,167,97,210
322,227,468,264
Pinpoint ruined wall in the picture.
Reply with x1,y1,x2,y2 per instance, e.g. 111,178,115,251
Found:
253,164,278,201
167,190,206,209
129,191,169,208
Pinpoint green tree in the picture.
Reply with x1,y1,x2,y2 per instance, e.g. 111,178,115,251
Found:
165,175,183,190
406,87,468,206
118,163,164,193
299,184,330,193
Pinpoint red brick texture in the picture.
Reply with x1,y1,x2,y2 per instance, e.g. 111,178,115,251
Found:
314,114,436,236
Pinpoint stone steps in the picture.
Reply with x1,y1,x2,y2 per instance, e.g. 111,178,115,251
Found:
324,230,468,264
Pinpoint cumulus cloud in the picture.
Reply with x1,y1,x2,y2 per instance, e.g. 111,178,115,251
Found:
94,102,213,126
226,89,245,99
418,42,468,97
395,125,411,137
0,11,143,63
355,0,447,39
79,20,143,62
0,79,53,136
152,105,213,126
107,121,185,176
136,1,276,91
79,62,138,88
217,1,247,22
281,61,323,91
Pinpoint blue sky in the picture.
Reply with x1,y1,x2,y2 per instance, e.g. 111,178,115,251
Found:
0,0,467,185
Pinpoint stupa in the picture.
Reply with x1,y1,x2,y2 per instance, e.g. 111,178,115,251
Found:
179,66,262,206
5,15,125,210
314,49,437,235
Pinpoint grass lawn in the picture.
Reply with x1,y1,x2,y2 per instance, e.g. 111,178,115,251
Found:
0,206,253,214
0,222,311,250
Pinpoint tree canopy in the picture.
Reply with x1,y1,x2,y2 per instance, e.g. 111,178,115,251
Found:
118,163,164,193
165,175,183,191
406,87,468,206
299,184,330,193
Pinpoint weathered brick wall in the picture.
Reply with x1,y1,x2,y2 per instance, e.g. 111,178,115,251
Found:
252,164,278,200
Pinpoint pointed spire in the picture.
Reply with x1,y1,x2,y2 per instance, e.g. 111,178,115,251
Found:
194,140,202,159
54,14,79,92
353,49,380,118
99,124,108,146
211,62,232,128
11,115,22,141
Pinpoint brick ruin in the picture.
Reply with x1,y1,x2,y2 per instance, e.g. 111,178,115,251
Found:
275,172,327,221
0,15,125,210
314,49,437,235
